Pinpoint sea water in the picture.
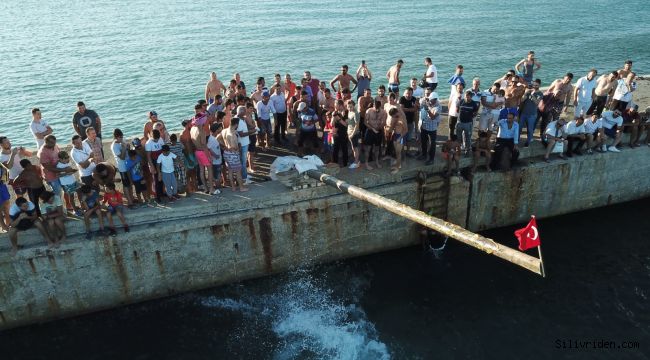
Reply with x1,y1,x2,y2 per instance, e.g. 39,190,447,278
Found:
1,0,649,147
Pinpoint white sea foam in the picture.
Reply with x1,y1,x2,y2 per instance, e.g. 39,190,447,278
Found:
201,270,390,360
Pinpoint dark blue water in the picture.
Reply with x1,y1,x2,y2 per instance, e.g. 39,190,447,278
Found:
1,199,649,359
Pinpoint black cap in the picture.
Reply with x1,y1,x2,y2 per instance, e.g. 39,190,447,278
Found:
161,144,170,151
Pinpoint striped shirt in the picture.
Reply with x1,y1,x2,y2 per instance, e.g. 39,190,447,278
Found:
420,103,442,131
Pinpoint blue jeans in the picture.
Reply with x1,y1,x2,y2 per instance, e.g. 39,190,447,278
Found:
240,145,249,179
455,121,473,151
47,179,62,196
519,113,537,145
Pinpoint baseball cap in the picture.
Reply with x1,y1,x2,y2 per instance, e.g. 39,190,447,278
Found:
149,110,158,116
297,102,307,111
131,138,141,147
428,92,439,100
262,91,270,97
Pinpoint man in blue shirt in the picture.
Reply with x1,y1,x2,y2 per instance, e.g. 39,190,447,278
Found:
297,103,319,156
494,112,520,169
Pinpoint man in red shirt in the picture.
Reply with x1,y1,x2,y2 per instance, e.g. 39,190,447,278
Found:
37,135,75,209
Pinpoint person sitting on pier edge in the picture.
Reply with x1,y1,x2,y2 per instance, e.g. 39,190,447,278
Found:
102,182,130,235
442,134,461,176
80,184,106,239
600,109,624,153
13,159,46,216
543,118,567,162
622,105,643,148
472,130,492,173
418,91,441,165
493,112,520,169
7,197,53,256
583,113,604,154
564,116,586,157
39,190,66,243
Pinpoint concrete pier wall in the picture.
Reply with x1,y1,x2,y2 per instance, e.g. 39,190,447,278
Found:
1,147,649,330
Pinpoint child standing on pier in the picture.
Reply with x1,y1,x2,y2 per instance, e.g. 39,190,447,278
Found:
56,150,82,215
125,149,150,204
156,145,179,202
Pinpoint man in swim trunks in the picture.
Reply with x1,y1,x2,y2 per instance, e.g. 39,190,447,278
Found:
386,107,408,174
217,117,248,192
364,101,386,170
386,59,403,95
190,104,215,195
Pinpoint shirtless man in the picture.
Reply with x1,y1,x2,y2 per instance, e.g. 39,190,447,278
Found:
618,60,633,79
233,73,245,89
386,107,408,174
330,65,358,95
364,101,386,170
375,85,388,108
504,78,526,114
514,51,542,84
180,119,197,194
92,162,117,190
250,83,264,104
358,88,374,135
143,111,167,142
587,71,618,116
205,72,226,103
386,60,404,95
190,105,215,194
539,73,574,140
216,118,248,192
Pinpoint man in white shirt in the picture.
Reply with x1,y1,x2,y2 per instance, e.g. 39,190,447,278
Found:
207,123,223,194
71,135,96,186
0,137,32,196
256,91,276,149
611,72,636,112
424,57,438,91
600,109,624,152
543,118,567,162
573,69,598,118
583,113,604,154
235,106,255,185
110,128,134,205
564,116,586,156
269,85,288,144
30,108,53,150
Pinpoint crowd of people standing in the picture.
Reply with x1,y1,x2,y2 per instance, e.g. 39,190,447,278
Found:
1,53,648,255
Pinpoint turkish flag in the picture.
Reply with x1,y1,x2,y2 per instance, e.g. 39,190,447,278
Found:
514,217,541,251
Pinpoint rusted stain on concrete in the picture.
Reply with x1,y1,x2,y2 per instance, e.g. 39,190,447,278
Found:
282,211,300,240
0,310,5,324
133,250,140,262
155,250,165,273
306,208,319,221
607,194,613,205
110,240,130,299
47,296,61,314
258,217,274,273
47,253,57,269
27,258,36,274
242,218,257,250
211,224,226,237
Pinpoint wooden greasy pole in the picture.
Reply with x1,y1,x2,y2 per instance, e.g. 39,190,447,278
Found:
306,170,543,276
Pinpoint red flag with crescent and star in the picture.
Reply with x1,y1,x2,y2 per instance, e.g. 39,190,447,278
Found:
514,216,541,251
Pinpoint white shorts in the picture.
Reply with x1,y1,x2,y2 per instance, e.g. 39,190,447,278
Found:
574,100,592,118
479,110,496,131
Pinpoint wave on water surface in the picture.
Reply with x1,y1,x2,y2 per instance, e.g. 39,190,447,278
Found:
201,269,390,360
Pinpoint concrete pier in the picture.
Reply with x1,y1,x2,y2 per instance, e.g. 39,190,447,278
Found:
1,143,649,330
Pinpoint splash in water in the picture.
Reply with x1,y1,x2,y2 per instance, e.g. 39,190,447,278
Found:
201,269,390,360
